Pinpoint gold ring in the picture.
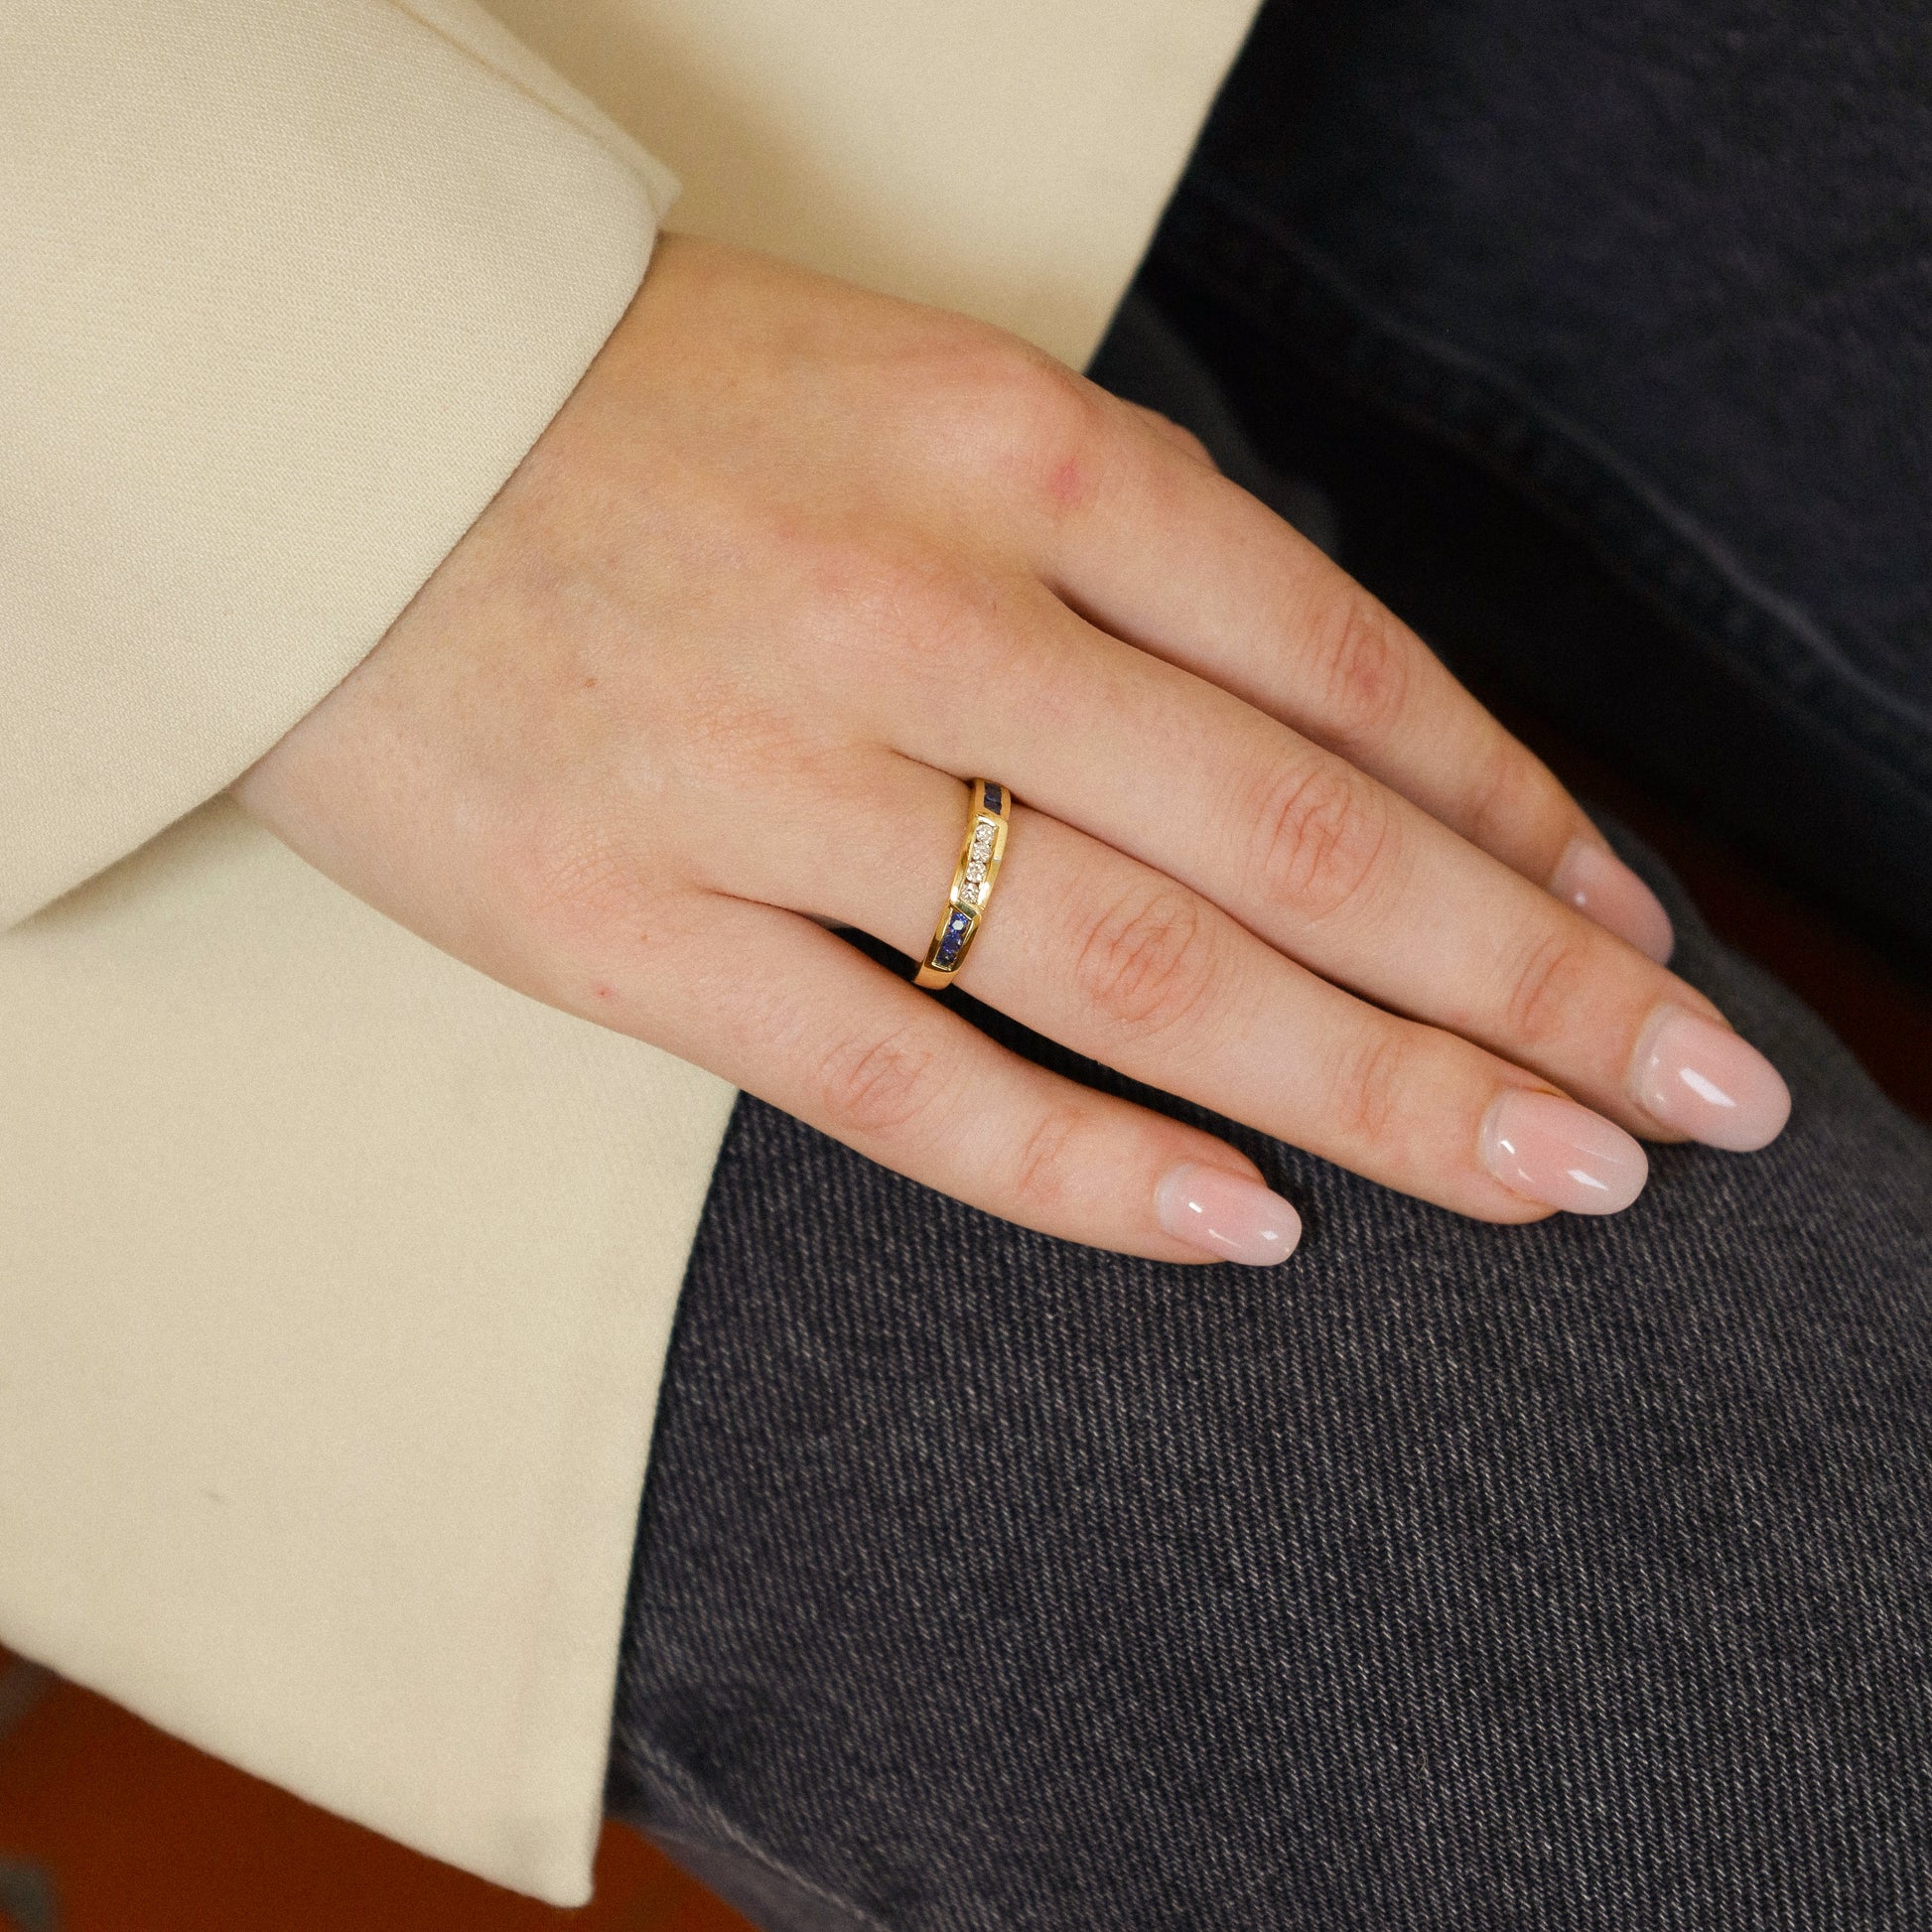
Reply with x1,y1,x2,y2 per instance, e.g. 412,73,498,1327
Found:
914,779,1012,989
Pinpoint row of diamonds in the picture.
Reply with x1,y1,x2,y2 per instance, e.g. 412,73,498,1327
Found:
959,813,999,907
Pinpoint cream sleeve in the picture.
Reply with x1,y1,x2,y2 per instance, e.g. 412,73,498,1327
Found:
0,0,678,927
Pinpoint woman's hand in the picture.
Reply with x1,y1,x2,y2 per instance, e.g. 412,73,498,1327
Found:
234,236,1789,1266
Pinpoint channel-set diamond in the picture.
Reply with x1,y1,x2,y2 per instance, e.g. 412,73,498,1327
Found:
961,819,998,911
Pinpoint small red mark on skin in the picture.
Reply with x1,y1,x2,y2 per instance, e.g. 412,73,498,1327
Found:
592,983,615,1001
1047,454,1087,509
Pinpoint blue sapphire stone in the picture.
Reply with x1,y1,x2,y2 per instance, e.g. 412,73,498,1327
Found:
935,910,973,966
982,783,1004,814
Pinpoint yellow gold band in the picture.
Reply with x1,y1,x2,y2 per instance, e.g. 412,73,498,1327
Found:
914,779,1012,989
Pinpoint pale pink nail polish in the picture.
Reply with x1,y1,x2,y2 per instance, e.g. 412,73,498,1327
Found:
1155,1164,1302,1265
1550,837,1675,964
1479,1089,1649,1214
1631,1006,1791,1151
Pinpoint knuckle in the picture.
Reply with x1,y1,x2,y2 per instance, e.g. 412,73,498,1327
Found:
997,341,1095,436
813,1027,948,1141
1248,757,1395,923
1009,1103,1090,1216
1326,1027,1416,1149
1462,736,1560,861
965,344,1109,515
1164,422,1215,469
1500,925,1599,1047
1308,593,1413,752
1070,880,1219,1044
1131,403,1214,468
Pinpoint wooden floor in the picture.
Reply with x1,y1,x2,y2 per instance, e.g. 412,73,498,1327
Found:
0,1651,752,1931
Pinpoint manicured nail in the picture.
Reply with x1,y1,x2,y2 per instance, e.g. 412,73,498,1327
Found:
1479,1089,1649,1214
1631,1005,1791,1151
1155,1164,1302,1265
1550,837,1675,963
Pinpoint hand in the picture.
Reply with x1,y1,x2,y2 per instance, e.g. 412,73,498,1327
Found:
235,235,1789,1267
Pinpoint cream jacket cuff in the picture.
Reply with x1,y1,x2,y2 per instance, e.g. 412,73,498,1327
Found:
0,0,699,1906
0,0,676,928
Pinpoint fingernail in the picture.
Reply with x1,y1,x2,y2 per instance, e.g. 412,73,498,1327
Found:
1550,837,1675,963
1631,1005,1791,1151
1155,1164,1302,1265
1479,1089,1649,1214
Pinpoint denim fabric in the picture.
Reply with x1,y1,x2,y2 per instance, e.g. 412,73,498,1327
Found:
1144,0,1932,960
608,5,1932,1922
608,826,1932,1929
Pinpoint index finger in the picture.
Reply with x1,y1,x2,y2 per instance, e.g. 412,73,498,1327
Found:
1020,386,1676,964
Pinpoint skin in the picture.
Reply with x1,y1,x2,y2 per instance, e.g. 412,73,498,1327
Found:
235,234,1760,1264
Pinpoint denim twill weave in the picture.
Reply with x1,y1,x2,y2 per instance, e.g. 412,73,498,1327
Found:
610,827,1932,1929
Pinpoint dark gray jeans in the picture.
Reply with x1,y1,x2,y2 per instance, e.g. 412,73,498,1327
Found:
608,3,1932,1924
